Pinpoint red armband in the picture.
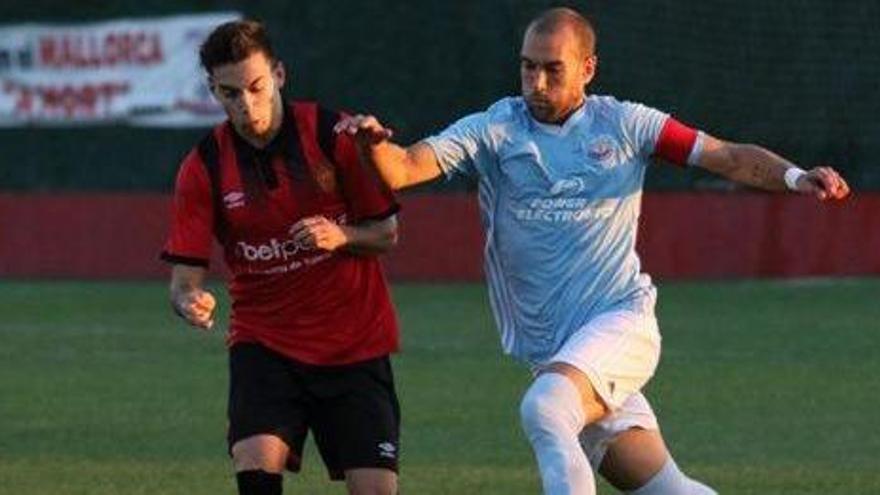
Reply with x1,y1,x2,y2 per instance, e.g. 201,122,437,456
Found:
653,118,698,167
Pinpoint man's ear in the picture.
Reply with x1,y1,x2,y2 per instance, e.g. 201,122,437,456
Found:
582,55,598,87
273,61,286,90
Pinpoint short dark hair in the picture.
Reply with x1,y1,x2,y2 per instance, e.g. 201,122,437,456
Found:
199,19,276,73
527,7,596,57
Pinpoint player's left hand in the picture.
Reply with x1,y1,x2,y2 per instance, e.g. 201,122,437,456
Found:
798,166,850,201
289,215,349,251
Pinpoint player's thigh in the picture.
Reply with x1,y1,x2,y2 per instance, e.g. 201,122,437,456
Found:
539,362,610,423
308,356,401,481
549,308,661,411
227,343,308,472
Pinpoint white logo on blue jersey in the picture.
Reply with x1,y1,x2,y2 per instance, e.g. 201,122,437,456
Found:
550,177,586,195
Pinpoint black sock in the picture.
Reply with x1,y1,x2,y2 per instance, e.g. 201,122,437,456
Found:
236,470,282,495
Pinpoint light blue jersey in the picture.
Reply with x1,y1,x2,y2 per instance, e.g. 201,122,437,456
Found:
425,95,692,365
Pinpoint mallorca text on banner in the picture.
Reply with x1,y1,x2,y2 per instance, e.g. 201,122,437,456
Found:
0,12,241,127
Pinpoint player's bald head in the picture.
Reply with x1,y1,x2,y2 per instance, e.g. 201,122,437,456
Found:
526,7,596,58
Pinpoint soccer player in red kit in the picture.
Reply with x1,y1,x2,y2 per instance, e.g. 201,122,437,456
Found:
161,20,401,495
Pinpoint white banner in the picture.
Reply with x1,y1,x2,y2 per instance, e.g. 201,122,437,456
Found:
0,12,240,127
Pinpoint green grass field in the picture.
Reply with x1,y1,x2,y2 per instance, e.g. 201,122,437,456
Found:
1,279,878,494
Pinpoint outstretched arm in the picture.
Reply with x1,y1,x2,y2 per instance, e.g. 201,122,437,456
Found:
334,115,443,190
697,135,850,200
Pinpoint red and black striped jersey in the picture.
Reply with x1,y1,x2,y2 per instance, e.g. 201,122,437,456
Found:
162,101,400,365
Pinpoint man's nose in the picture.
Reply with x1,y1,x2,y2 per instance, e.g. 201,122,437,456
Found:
532,70,548,93
239,92,256,115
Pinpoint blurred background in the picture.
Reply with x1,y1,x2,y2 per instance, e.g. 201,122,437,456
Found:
1,2,878,494
1,0,878,279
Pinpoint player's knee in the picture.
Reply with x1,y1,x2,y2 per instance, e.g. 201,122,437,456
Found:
347,483,396,495
345,468,397,495
520,373,586,441
347,484,395,495
231,434,288,473
625,457,716,495
519,384,556,433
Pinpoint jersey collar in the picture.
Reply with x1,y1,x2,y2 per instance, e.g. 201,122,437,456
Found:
226,101,296,191
229,102,293,160
527,95,590,136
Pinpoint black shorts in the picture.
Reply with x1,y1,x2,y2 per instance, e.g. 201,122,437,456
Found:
227,343,400,480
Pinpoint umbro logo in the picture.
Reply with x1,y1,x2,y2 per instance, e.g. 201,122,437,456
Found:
223,191,245,209
377,441,397,459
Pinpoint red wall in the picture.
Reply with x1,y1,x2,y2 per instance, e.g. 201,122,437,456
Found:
1,192,877,280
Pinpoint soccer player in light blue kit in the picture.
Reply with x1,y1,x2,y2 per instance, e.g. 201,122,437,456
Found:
336,7,850,494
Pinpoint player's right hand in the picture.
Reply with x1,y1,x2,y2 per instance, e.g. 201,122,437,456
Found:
333,114,394,146
172,289,216,330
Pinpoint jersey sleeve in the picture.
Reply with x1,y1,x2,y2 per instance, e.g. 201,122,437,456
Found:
333,129,400,223
619,101,701,167
422,111,494,182
160,149,215,266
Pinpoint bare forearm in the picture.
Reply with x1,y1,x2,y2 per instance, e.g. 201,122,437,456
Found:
697,135,850,200
340,216,398,255
700,140,795,191
335,114,442,190
727,144,795,190
364,141,414,191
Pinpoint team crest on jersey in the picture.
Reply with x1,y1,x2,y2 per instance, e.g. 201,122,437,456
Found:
585,134,619,168
223,191,245,209
312,160,338,193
